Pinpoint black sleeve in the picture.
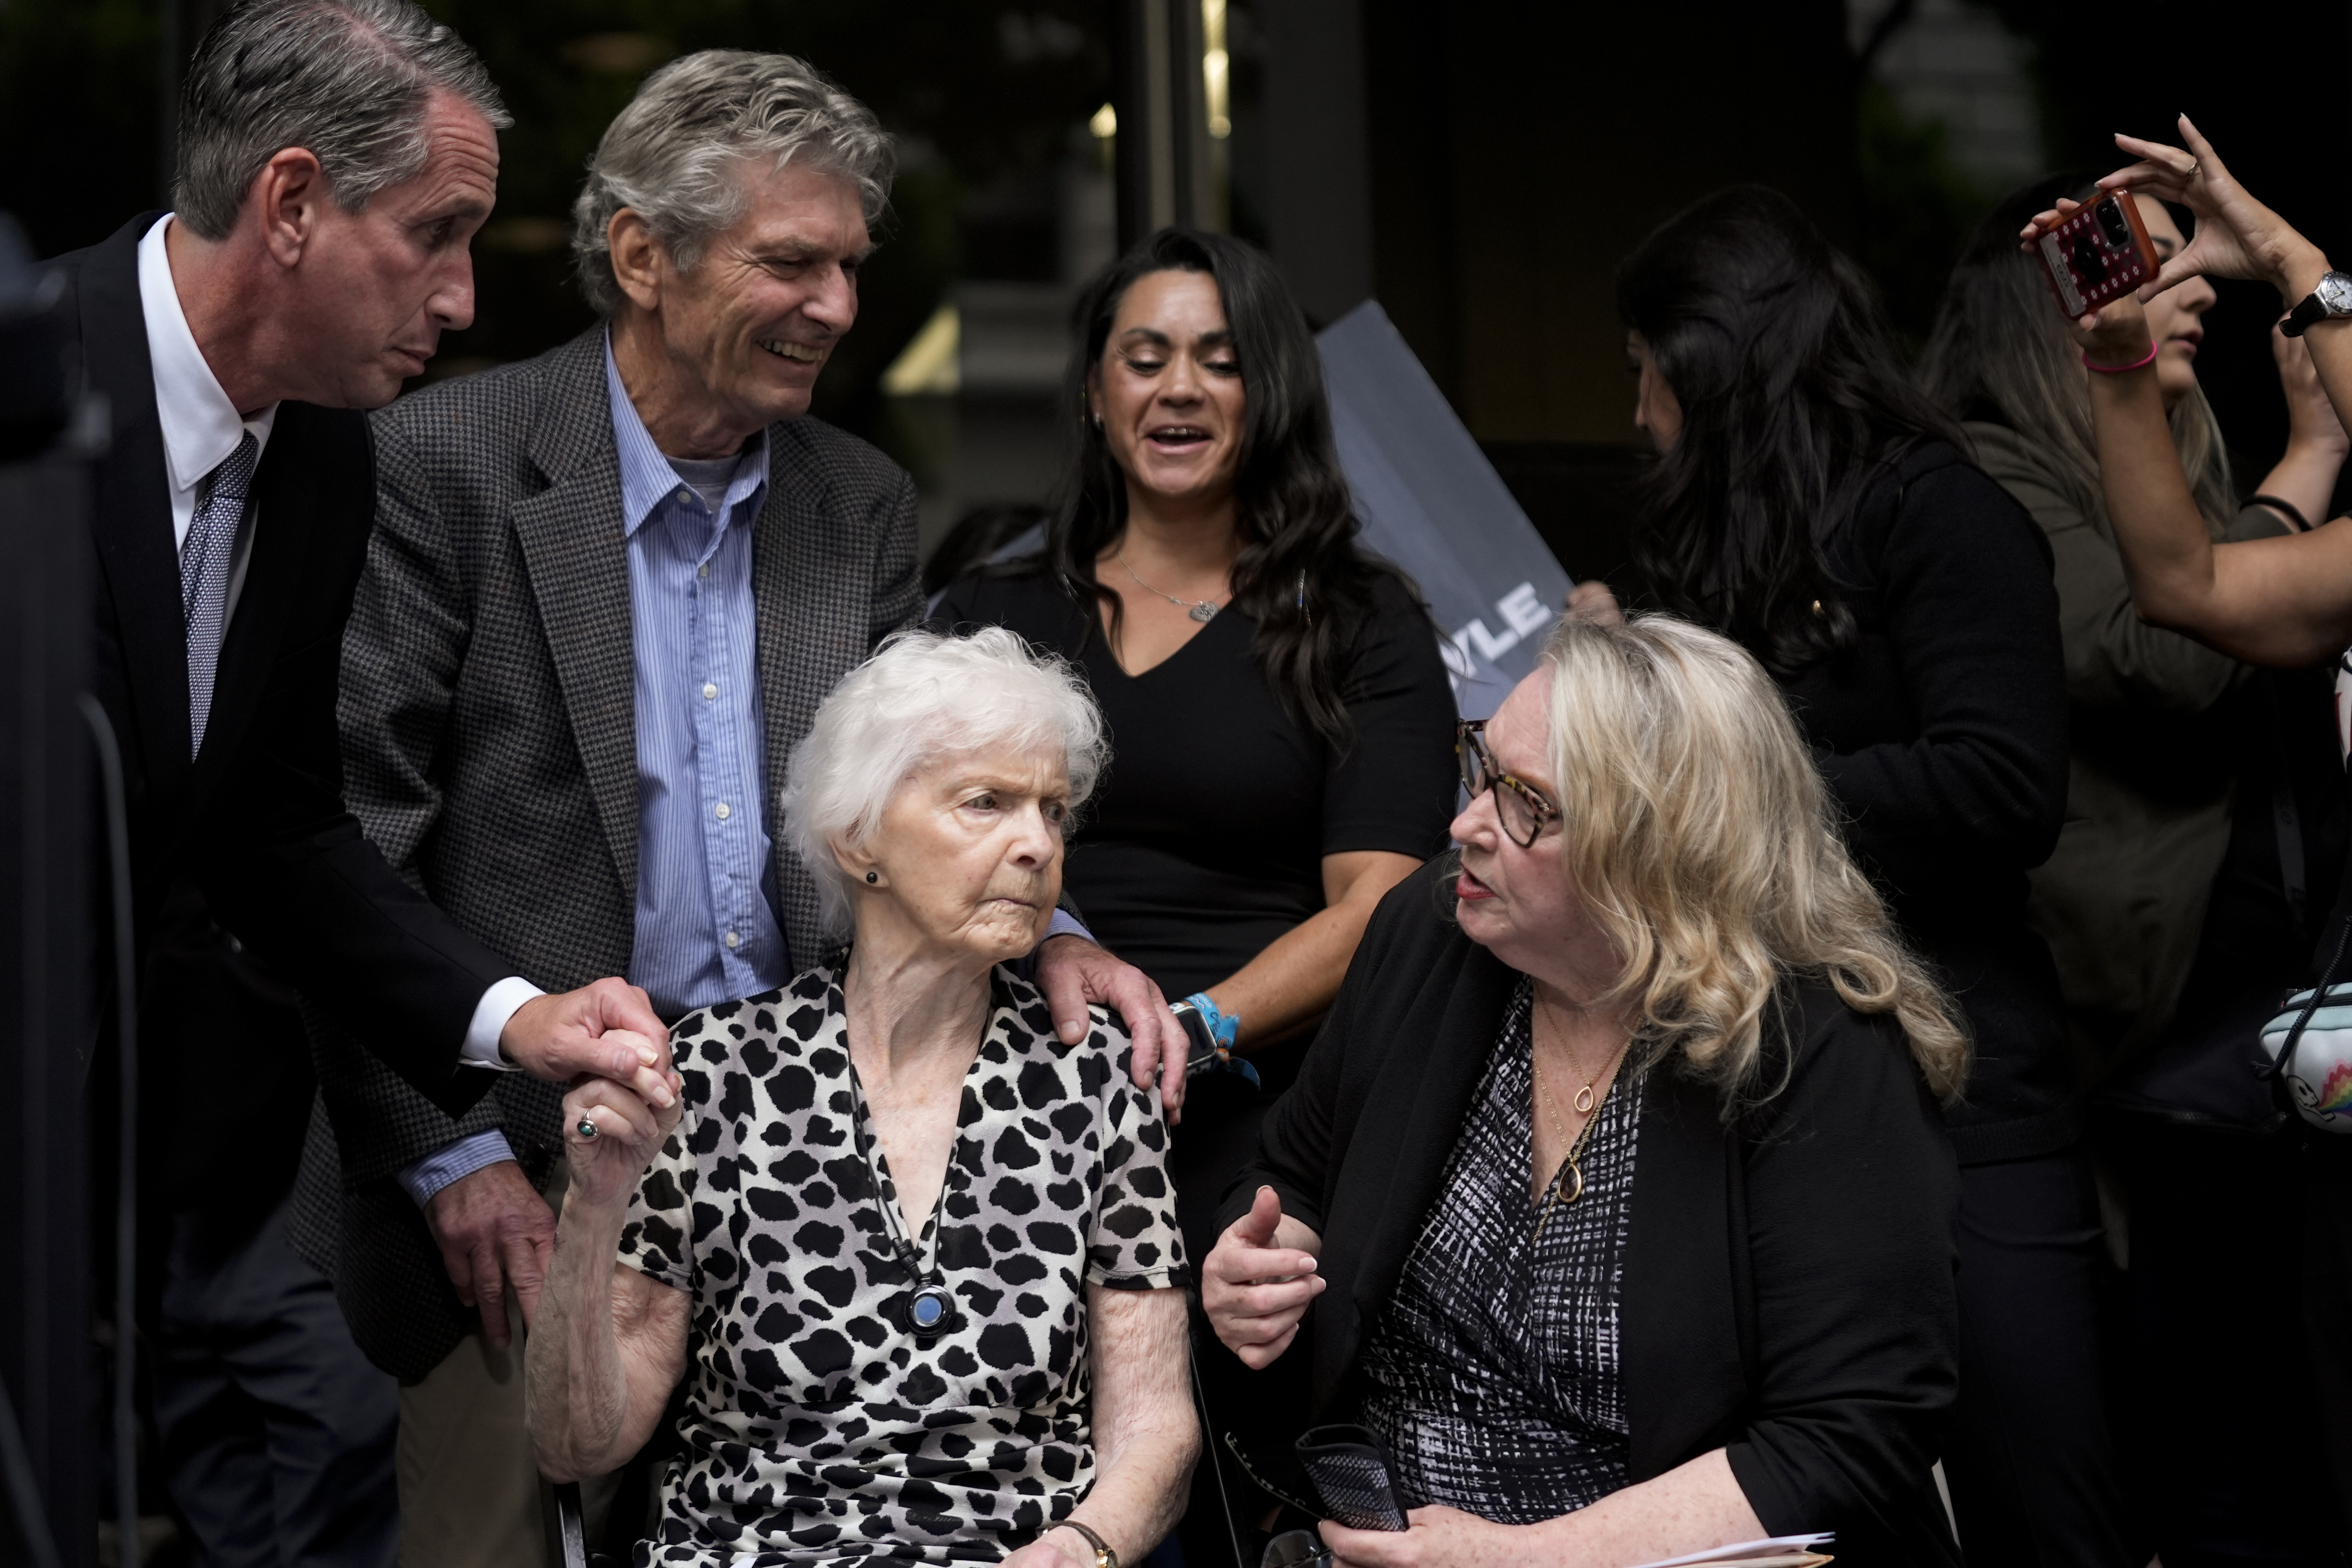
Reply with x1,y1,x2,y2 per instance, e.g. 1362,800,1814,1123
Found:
193,415,510,1117
1818,462,2069,882
1321,573,1459,860
1723,1005,1962,1536
1213,864,1439,1240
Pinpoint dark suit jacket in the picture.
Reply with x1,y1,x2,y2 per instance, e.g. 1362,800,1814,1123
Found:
1218,859,1963,1565
60,212,514,1114
287,326,921,1379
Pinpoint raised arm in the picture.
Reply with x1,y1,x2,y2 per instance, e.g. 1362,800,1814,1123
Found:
2039,118,2352,668
525,1079,690,1482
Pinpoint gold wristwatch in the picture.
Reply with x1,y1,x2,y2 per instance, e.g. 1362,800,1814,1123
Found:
1057,1519,1117,1568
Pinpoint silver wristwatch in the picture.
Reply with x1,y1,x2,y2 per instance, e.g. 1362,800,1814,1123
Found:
2282,270,2352,337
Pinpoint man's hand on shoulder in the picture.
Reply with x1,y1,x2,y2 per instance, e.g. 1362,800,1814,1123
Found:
500,977,680,1111
1035,935,1185,1122
424,1160,555,1349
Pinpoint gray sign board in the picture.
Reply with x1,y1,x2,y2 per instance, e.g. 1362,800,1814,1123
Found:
1316,300,1571,718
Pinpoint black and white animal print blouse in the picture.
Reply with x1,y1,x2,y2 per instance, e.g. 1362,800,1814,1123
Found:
617,966,1188,1565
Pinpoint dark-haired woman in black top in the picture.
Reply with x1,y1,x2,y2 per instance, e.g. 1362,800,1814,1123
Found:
935,231,1457,1284
1580,187,2125,1568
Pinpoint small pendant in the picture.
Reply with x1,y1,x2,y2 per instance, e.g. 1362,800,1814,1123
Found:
1573,1083,1595,1114
904,1283,959,1340
1189,601,1218,623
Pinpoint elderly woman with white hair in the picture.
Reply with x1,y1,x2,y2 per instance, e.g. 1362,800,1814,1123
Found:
526,628,1197,1567
1204,615,1968,1566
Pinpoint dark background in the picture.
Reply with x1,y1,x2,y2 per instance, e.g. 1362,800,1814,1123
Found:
4,0,2348,586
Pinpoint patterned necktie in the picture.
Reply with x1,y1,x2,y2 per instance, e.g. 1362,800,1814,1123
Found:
180,430,258,757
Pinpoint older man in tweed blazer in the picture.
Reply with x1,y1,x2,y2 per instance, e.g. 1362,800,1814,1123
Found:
289,52,1180,1568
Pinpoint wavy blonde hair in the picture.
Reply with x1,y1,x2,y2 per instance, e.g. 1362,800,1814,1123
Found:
1535,614,1967,1105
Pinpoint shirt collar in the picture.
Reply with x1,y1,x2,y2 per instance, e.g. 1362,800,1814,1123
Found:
137,214,278,498
603,331,770,539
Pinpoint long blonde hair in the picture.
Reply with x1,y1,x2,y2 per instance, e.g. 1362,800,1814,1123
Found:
1536,615,1967,1105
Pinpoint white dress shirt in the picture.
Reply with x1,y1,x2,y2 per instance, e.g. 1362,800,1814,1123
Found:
137,215,535,1078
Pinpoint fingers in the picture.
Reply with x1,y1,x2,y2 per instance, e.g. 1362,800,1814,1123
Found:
470,1234,511,1348
1234,1323,1299,1370
502,1223,550,1330
566,1077,663,1148
1232,1184,1283,1248
590,977,670,1058
1035,938,1092,1047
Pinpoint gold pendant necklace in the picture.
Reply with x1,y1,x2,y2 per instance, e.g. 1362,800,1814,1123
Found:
1530,996,1629,1242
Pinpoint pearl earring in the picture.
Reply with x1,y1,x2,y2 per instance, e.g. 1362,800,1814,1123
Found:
865,870,879,884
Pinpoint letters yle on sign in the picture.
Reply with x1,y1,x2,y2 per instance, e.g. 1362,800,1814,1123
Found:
1316,301,1573,719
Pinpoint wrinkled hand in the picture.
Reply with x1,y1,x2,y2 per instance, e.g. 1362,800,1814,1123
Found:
424,1160,554,1349
563,1075,682,1211
999,1527,1096,1568
1322,1506,1521,1568
500,978,677,1114
2274,324,2350,457
2093,115,2325,299
1036,935,1186,1122
1564,580,1624,626
1203,1186,1323,1368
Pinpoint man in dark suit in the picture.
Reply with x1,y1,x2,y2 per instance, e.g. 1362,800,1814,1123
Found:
47,1,675,1558
288,47,1185,1564
60,0,679,1108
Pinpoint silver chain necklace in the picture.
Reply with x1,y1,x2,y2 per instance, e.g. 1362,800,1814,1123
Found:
1115,548,1226,624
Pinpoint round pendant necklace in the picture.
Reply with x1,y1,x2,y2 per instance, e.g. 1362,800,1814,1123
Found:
1115,547,1226,623
846,1061,963,1341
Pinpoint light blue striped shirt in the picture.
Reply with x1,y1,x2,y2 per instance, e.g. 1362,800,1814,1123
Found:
604,337,792,1016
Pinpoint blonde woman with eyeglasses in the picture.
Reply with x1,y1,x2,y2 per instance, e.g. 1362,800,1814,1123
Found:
1201,614,1967,1568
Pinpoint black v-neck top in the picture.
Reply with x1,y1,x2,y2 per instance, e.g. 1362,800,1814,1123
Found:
932,565,1457,1005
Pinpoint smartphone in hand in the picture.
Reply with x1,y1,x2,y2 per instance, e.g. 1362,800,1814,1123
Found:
2033,191,2158,319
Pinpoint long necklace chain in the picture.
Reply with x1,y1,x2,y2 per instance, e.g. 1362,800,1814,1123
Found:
1115,547,1227,624
1529,996,1630,1242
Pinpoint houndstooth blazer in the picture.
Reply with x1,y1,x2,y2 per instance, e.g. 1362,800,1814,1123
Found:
286,327,921,1380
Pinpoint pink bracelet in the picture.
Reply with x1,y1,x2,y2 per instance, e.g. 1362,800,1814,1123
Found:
2083,341,2160,373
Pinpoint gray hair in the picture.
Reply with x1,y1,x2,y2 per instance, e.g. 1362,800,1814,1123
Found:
173,0,510,242
780,628,1107,940
569,49,895,315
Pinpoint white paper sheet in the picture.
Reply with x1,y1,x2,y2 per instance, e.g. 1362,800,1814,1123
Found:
1628,1534,1835,1568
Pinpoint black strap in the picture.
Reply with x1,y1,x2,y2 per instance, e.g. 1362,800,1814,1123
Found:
2251,493,2316,533
2270,917,2352,1085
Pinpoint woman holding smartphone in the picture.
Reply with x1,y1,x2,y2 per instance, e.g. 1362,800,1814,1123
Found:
1928,176,2348,1566
1580,185,2124,1567
2035,115,2352,1543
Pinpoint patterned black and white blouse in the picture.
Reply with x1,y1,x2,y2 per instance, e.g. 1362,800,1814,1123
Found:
1359,979,1645,1523
617,966,1189,1566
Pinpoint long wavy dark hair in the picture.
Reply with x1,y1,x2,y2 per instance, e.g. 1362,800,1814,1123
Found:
1032,227,1398,748
1617,186,1961,673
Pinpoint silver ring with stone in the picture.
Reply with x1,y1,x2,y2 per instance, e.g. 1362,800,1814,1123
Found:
576,1116,599,1140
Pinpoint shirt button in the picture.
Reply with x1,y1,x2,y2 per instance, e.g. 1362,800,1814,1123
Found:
715,802,731,821
702,682,718,700
697,563,709,579
724,930,740,950
676,488,692,506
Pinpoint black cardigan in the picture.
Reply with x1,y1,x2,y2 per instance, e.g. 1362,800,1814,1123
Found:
1218,860,1962,1565
1776,441,2072,1162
